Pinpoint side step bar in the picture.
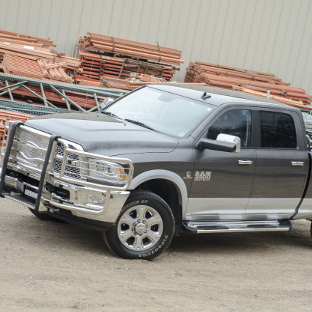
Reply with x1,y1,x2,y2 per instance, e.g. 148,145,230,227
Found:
182,219,292,234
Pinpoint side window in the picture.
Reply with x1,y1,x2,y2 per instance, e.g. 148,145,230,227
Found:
207,109,251,148
259,111,296,148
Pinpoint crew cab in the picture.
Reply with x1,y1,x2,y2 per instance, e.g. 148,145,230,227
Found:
1,83,312,259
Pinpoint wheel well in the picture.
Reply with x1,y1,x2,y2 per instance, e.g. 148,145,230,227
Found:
134,179,182,235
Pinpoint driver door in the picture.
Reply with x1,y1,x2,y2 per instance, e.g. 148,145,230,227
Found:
186,108,256,221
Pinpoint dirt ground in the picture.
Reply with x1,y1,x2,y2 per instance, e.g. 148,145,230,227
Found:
1,198,312,312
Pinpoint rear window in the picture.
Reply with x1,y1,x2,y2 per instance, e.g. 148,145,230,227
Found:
259,111,296,148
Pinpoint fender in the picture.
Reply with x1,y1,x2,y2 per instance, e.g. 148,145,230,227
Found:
129,169,188,216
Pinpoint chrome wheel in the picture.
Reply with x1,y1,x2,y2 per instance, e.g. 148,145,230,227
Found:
117,205,163,251
104,191,174,259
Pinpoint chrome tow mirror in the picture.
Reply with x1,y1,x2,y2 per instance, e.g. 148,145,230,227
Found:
216,134,241,153
196,134,241,153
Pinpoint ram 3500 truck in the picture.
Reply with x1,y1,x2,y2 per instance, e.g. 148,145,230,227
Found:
1,84,312,260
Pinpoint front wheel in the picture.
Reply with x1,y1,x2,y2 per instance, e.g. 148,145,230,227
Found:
103,191,175,260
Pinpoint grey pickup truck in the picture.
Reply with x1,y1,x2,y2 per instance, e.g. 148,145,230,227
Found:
1,83,312,260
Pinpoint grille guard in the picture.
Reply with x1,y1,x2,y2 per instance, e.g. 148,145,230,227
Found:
0,123,134,213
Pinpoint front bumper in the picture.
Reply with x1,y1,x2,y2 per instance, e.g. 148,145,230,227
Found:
3,173,130,224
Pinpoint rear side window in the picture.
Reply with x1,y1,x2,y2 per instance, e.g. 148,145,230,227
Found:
259,111,296,148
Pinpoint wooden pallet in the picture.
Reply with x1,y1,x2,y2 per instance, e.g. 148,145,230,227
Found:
78,32,184,66
185,61,312,106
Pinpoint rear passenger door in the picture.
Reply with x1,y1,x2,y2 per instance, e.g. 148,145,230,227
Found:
247,109,309,219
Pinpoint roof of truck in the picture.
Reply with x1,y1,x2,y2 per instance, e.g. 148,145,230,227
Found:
148,82,290,108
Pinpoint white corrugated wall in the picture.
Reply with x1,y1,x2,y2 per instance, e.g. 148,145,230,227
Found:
0,0,312,95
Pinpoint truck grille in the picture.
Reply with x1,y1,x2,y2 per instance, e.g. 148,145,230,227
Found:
54,143,64,175
54,142,81,180
9,126,82,180
12,126,50,173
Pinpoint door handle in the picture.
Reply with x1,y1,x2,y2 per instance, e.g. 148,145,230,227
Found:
291,161,304,167
238,160,253,165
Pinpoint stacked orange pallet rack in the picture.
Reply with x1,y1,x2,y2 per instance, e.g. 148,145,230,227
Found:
76,32,184,88
0,29,81,83
185,61,312,110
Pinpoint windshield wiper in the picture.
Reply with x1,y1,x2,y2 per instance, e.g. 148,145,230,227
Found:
101,111,122,120
124,119,157,132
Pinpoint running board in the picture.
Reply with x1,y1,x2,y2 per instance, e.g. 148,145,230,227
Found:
182,220,292,234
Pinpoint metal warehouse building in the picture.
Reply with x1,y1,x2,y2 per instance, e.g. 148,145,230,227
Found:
1,0,312,95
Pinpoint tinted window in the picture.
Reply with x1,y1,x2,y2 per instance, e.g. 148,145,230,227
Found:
260,111,296,148
207,109,251,148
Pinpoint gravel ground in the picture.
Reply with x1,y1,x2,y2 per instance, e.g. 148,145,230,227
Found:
1,198,312,312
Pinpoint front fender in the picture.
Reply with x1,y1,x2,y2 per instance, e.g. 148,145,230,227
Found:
129,169,188,216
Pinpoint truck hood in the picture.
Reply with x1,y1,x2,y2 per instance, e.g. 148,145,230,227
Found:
25,113,179,156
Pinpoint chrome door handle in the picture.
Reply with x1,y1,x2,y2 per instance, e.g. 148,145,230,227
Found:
238,160,253,165
292,161,304,167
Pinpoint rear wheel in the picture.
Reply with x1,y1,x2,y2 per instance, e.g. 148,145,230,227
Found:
103,191,175,260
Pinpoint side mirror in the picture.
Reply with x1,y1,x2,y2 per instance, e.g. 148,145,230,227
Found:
196,134,241,153
216,134,241,152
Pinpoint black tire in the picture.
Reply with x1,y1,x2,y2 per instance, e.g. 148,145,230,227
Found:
103,191,175,260
28,208,66,222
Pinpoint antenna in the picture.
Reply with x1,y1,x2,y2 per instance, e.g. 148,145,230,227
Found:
201,92,211,100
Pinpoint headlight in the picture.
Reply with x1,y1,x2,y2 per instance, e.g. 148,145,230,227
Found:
58,143,134,191
87,158,128,185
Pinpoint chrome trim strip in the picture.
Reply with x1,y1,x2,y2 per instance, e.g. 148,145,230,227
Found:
185,220,291,233
291,161,304,166
238,160,253,165
196,228,289,233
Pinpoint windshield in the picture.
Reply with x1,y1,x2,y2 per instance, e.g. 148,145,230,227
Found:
104,87,215,138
